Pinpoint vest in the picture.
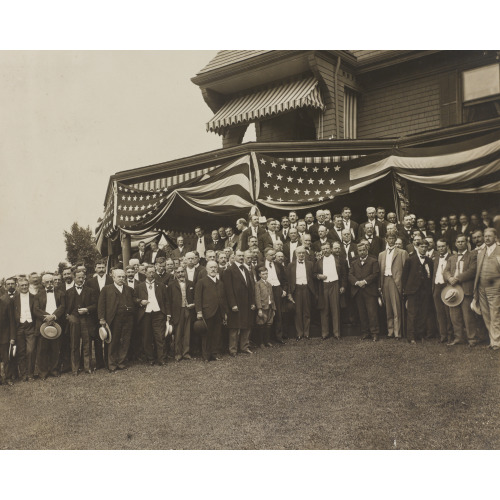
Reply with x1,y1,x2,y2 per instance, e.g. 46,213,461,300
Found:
479,252,499,288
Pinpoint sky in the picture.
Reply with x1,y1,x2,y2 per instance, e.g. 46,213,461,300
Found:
0,51,224,279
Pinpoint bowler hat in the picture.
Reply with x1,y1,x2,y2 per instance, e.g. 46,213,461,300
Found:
193,319,208,336
40,321,62,340
441,285,464,307
98,322,112,344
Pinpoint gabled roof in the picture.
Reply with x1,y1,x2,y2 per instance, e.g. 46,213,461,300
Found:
196,50,273,75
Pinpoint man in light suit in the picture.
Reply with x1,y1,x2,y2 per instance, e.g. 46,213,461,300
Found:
287,246,317,340
195,261,227,362
444,234,478,346
379,233,409,339
98,269,136,372
314,241,347,340
431,239,454,343
135,265,170,365
473,228,500,350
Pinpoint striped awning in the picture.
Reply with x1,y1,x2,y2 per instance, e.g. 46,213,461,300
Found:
207,76,325,135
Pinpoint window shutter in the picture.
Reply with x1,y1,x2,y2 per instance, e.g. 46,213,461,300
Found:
440,71,458,127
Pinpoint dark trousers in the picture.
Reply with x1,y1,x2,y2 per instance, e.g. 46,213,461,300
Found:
128,318,142,362
320,281,340,338
355,291,379,336
90,335,105,369
450,295,478,344
433,283,453,341
271,285,283,341
36,336,61,378
406,287,432,341
69,316,92,373
108,313,133,371
174,308,192,359
294,284,311,338
255,325,271,346
16,322,36,378
142,311,166,363
0,343,10,382
203,315,221,361
59,323,71,373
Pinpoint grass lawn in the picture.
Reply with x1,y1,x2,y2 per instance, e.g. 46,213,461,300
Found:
1,336,499,450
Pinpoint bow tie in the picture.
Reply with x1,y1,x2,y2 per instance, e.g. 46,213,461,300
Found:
128,280,134,283
76,286,83,290
239,265,245,270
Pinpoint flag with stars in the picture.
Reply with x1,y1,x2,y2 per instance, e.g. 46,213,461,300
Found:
253,152,354,210
116,182,170,233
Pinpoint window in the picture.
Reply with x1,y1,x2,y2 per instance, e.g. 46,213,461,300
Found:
344,87,357,139
462,64,500,123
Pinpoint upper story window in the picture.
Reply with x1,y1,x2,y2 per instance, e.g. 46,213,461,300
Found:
462,64,500,123
344,87,358,139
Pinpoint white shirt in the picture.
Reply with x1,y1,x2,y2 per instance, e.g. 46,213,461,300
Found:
486,243,498,257
265,261,280,286
97,274,107,291
145,281,160,313
65,281,74,290
114,283,124,293
322,255,339,282
151,251,158,263
45,290,58,315
296,261,307,285
209,276,217,284
435,254,448,284
384,247,395,276
196,237,206,258
289,241,298,258
127,279,135,288
455,251,467,276
20,292,32,323
186,266,196,282
334,228,343,240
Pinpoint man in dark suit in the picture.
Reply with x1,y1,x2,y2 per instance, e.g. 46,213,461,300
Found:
287,246,317,340
222,250,255,356
64,270,97,375
0,292,16,385
135,265,169,365
398,215,414,247
278,216,291,242
2,277,17,300
195,261,227,362
262,248,288,344
283,228,301,263
224,227,239,250
444,234,479,346
300,234,316,263
171,236,188,261
132,240,148,264
341,207,358,242
349,243,380,341
206,229,224,252
98,269,136,372
34,273,66,379
402,240,434,344
376,207,388,239
358,207,384,240
12,277,36,381
314,241,347,340
240,215,267,252
86,260,113,370
258,219,282,253
431,239,453,343
144,241,166,265
312,225,333,253
362,223,384,257
340,229,359,268
308,209,327,243
330,214,345,244
438,216,458,251
167,266,195,361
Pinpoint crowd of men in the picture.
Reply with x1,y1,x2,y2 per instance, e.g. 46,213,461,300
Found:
0,206,499,386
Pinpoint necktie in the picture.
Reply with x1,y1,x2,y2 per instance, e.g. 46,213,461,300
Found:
388,247,394,253
269,262,273,268
199,238,202,244
76,286,82,290
239,265,245,271
298,260,304,264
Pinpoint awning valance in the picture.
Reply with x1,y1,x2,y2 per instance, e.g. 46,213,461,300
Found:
207,76,325,135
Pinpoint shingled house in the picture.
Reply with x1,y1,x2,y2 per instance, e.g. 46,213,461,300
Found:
97,50,500,263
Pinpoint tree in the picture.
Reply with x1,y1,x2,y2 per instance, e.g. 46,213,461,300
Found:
63,222,102,272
